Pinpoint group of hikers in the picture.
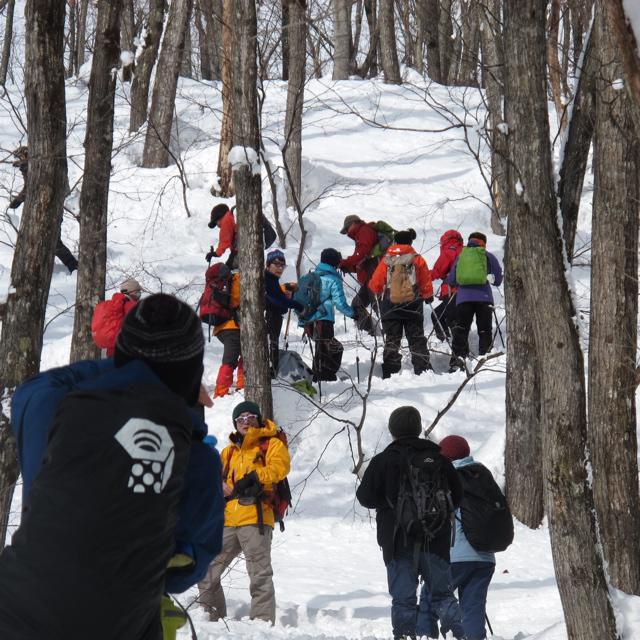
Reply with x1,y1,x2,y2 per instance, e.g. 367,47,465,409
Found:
0,196,511,640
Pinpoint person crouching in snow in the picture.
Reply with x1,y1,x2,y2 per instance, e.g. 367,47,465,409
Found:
368,229,434,378
264,249,304,377
198,400,290,624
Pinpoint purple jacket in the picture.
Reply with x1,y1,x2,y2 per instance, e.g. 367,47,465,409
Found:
448,242,503,305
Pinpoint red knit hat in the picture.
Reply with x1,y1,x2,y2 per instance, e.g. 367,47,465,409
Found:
439,435,470,461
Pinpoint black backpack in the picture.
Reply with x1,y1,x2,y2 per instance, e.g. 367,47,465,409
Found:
457,463,514,553
394,448,454,544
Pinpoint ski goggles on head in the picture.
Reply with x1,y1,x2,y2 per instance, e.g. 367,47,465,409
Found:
235,414,259,424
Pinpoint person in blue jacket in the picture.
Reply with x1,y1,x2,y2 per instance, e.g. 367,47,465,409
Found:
0,294,224,640
440,435,496,640
304,248,355,381
264,249,304,377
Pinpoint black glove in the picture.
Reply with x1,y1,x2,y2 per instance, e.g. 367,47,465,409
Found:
424,296,434,305
233,471,262,497
205,249,216,262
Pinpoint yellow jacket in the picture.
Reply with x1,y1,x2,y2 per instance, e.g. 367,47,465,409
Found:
213,272,240,336
221,419,291,528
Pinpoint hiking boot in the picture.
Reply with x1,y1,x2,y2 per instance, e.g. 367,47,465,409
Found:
448,357,466,373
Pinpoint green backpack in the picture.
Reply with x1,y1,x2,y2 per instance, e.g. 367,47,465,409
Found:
456,246,488,285
369,221,397,258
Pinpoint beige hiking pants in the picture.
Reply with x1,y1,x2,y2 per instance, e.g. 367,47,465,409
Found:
198,525,275,623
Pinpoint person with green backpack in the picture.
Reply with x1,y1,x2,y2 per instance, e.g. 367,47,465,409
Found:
447,232,503,372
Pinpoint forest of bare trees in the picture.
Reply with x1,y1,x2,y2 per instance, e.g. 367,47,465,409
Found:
0,1,639,636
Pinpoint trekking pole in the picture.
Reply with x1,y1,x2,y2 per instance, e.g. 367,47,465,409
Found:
485,613,494,636
307,326,322,402
492,307,505,349
428,301,454,351
283,309,292,351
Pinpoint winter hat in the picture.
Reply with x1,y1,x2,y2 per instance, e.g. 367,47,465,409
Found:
320,248,342,267
388,406,423,439
439,435,470,461
340,214,363,234
394,229,417,246
208,203,230,228
266,249,286,265
120,278,142,298
232,400,262,428
468,232,487,247
114,293,205,405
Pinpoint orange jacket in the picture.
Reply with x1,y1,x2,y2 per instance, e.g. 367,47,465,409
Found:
214,211,236,257
212,272,240,336
221,419,291,528
368,244,433,300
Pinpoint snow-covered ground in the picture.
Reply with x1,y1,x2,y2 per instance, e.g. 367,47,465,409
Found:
1,42,637,638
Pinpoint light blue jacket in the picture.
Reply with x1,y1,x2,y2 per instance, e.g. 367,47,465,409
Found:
307,262,355,323
451,456,496,565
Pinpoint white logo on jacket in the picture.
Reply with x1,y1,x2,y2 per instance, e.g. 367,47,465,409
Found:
115,418,175,494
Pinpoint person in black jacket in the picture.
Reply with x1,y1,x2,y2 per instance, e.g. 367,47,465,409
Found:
264,249,303,376
356,406,466,640
0,294,224,640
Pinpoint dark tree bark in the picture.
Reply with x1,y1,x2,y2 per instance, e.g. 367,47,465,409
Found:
438,0,454,84
214,0,234,196
0,0,15,85
76,0,89,70
283,0,306,207
142,0,193,168
547,0,566,129
479,0,508,235
129,0,165,133
180,16,193,78
503,0,618,636
0,0,68,547
70,0,122,363
455,0,480,86
378,0,400,84
363,0,378,77
423,0,442,82
558,28,596,259
196,0,221,81
230,0,273,419
281,0,290,80
332,0,351,80
120,0,135,82
588,1,640,595
66,0,77,79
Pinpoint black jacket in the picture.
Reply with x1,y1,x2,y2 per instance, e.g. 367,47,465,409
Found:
356,437,463,565
0,381,198,640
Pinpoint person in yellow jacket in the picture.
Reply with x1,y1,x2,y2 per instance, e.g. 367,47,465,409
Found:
198,401,290,624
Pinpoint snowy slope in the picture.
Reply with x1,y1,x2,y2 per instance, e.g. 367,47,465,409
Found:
1,51,638,638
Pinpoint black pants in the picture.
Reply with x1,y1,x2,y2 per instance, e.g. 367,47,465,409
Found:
265,307,284,376
217,328,242,365
381,315,430,378
306,320,343,381
451,301,493,358
350,258,379,335
430,295,457,341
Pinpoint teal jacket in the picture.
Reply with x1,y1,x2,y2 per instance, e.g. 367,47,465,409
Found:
307,262,355,323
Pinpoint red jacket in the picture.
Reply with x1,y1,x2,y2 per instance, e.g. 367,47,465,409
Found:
340,221,378,284
91,293,137,356
214,211,237,257
368,244,433,300
430,229,463,299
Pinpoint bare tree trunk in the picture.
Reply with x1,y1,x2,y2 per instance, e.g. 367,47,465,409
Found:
231,0,273,419
283,0,306,207
503,0,619,636
0,0,15,85
66,1,77,79
120,0,135,81
438,0,453,84
215,0,234,196
479,0,508,235
208,0,223,80
129,0,166,133
180,15,193,78
0,0,68,547
70,0,122,363
547,0,566,129
588,0,640,595
414,0,426,74
197,0,221,80
195,0,211,79
378,0,401,84
456,0,480,85
142,0,193,168
333,0,351,80
364,0,378,77
558,28,596,259
424,0,441,82
396,0,414,68
281,0,290,80
77,0,89,70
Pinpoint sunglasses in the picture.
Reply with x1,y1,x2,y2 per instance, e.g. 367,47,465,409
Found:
235,414,259,424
